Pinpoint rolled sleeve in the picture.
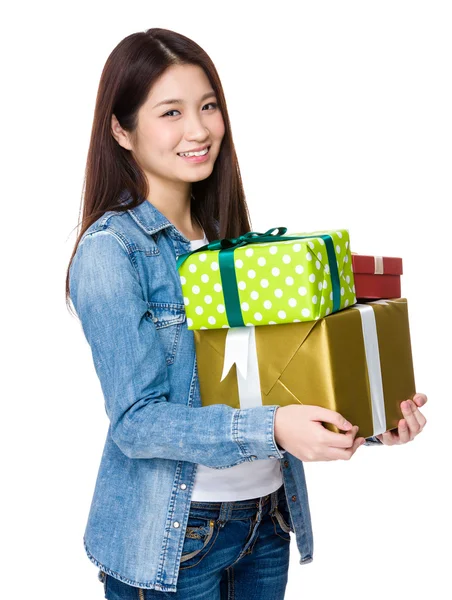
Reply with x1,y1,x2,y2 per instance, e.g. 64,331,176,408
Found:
233,405,287,461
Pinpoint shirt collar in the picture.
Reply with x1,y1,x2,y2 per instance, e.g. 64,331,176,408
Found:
114,189,188,243
115,189,218,243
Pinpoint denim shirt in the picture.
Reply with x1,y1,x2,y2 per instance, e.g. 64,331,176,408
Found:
69,191,382,592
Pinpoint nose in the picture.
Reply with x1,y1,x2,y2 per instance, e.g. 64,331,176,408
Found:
184,111,210,140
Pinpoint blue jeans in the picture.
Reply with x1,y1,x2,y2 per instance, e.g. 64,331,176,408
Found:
100,483,292,599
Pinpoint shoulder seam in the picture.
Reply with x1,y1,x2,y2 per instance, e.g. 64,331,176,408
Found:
81,227,142,281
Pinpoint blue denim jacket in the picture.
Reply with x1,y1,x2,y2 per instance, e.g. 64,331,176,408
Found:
69,191,382,592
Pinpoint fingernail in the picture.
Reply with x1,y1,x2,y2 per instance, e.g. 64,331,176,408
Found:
343,420,352,428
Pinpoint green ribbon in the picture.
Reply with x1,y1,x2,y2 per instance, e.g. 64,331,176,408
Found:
176,227,341,327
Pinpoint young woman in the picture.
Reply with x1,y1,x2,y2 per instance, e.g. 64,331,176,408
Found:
66,28,428,599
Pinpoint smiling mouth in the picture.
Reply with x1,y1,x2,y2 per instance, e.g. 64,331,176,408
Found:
177,146,211,157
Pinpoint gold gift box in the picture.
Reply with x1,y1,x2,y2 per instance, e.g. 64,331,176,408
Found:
193,298,416,439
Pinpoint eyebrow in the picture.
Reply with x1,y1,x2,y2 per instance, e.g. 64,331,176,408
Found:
152,91,217,110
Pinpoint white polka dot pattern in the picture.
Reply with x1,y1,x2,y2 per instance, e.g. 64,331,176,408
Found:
179,229,357,329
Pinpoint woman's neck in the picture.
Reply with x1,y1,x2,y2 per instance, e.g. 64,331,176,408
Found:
144,195,203,241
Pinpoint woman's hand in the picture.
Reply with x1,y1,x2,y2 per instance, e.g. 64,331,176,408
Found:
274,405,365,462
375,393,428,445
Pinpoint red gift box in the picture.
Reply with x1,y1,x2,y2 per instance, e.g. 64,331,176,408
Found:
351,254,403,300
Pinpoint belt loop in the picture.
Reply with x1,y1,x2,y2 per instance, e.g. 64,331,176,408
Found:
217,500,233,528
270,488,279,515
254,494,264,522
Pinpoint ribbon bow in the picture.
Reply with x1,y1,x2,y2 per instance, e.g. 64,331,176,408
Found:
177,227,289,265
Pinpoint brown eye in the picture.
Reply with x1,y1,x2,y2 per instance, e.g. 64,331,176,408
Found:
162,103,218,118
163,109,180,117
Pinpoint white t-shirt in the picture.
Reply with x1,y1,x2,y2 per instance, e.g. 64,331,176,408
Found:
188,232,283,501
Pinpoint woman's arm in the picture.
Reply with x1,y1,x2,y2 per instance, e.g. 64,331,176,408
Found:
69,230,285,466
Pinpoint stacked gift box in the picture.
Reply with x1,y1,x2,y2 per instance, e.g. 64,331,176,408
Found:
352,253,403,300
176,227,416,440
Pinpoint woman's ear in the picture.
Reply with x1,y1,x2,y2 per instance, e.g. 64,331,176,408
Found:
111,114,133,151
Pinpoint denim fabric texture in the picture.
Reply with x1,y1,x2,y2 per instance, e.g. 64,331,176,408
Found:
99,483,292,599
69,189,381,592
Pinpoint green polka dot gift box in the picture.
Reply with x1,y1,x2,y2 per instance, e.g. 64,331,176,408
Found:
176,226,357,330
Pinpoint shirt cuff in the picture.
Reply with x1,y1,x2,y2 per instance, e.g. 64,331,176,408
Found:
363,435,384,446
234,405,287,461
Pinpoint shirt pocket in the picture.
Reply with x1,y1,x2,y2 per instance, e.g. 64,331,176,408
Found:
146,301,186,366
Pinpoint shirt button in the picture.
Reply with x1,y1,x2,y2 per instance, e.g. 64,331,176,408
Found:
291,495,297,502
283,460,289,468
250,455,257,460
173,521,180,528
180,483,187,490
152,317,158,323
268,455,275,459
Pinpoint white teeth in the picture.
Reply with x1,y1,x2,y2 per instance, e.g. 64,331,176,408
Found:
179,147,209,157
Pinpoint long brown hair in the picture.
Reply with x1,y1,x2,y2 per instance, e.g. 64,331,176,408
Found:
65,27,253,311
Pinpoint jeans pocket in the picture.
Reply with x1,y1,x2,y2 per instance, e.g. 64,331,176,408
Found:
270,494,293,540
278,488,295,532
272,506,292,535
179,515,218,570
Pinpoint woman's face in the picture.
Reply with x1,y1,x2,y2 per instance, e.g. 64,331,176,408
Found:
114,63,225,187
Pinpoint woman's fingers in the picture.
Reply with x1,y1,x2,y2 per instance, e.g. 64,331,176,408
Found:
324,430,365,460
397,418,411,443
375,394,428,445
409,399,427,431
401,401,421,440
412,393,428,407
324,394,428,449
380,429,399,445
321,424,360,448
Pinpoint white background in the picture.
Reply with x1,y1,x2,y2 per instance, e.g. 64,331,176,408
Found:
3,1,450,598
